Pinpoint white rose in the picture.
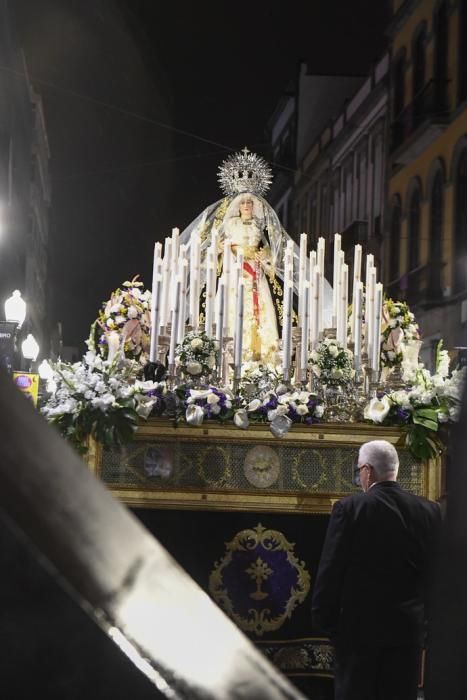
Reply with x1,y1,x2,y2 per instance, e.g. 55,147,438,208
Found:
186,361,202,375
364,395,391,423
127,305,138,319
391,390,411,409
310,350,320,362
247,398,261,412
190,338,203,350
296,404,308,416
268,405,288,421
210,404,221,415
207,393,220,404
328,345,338,358
190,389,212,400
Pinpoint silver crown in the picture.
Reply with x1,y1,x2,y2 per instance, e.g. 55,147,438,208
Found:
218,147,273,197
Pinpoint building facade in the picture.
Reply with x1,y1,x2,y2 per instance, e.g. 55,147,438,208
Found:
386,0,467,358
268,65,364,237
290,55,389,284
0,0,51,356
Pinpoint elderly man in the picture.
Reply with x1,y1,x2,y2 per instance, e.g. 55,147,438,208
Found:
312,439,440,700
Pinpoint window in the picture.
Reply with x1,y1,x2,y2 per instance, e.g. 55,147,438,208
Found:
408,187,421,272
412,26,427,127
429,170,443,296
433,1,448,110
393,53,405,119
454,149,467,292
319,183,329,235
459,0,467,103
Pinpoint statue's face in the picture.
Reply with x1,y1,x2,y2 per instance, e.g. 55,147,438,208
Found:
239,198,253,219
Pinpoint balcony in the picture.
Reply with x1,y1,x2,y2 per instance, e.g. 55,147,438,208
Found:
390,80,450,164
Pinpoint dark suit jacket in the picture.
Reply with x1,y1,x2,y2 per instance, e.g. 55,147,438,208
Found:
312,481,441,647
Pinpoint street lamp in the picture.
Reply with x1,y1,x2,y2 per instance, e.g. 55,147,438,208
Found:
22,333,40,371
1,290,27,374
4,290,26,327
38,359,53,380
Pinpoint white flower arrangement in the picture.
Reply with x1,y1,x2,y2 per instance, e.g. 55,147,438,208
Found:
310,339,354,386
41,351,163,451
87,277,151,364
363,343,466,459
236,388,324,437
380,298,419,369
175,330,218,378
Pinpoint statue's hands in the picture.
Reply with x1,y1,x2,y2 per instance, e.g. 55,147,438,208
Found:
255,248,272,270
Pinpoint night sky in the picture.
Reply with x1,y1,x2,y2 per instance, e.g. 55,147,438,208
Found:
14,0,390,350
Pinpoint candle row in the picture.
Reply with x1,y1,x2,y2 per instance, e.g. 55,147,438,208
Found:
149,227,384,380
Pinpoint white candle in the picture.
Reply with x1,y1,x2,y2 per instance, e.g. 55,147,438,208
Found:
367,266,377,365
298,233,307,329
169,228,179,313
317,237,325,276
332,233,341,327
189,232,200,327
282,279,293,374
149,242,162,362
216,276,225,356
177,258,189,344
336,250,344,343
300,281,310,376
159,238,172,329
372,283,383,372
308,251,316,344
351,244,362,341
222,238,231,336
353,281,363,370
168,276,181,366
234,277,244,373
205,249,215,337
310,265,320,348
340,263,348,349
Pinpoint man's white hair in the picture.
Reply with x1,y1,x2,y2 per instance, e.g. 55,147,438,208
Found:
359,440,399,480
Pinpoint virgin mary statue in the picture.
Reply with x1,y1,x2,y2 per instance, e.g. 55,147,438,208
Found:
179,148,332,363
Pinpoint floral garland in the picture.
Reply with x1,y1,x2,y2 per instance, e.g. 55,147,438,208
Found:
175,330,218,378
233,389,324,437
41,351,163,452
87,277,151,364
310,339,354,386
380,298,419,369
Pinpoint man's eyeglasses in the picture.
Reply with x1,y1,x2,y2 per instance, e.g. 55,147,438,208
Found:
352,459,372,487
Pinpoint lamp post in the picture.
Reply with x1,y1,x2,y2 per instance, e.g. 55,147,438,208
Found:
4,290,26,328
1,290,27,374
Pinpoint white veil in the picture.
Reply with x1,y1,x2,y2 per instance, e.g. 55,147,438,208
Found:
179,191,332,326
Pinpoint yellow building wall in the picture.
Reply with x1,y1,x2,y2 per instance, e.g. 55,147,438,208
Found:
389,108,467,290
392,0,461,113
388,0,466,290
